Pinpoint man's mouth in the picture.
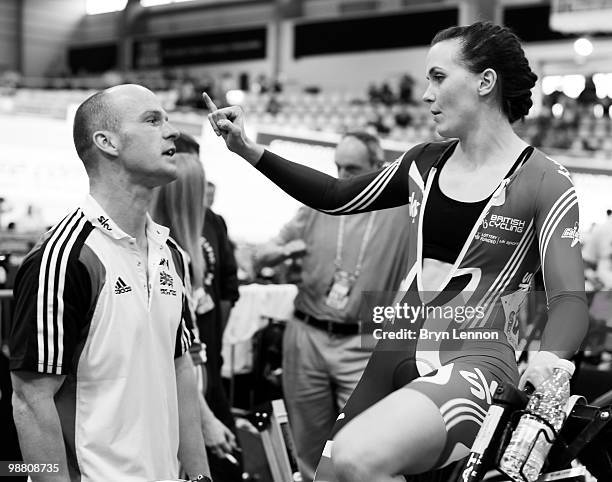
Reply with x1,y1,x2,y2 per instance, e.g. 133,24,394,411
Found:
162,148,176,157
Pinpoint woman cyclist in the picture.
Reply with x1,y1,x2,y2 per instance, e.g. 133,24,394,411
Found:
204,22,588,482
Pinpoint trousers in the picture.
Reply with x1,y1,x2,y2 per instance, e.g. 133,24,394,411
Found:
282,318,372,482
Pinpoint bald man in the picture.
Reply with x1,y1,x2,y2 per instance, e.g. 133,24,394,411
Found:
9,85,211,481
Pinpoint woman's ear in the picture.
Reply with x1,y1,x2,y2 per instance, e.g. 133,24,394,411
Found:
478,68,498,97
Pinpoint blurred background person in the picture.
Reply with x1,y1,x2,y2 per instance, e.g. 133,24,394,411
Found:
151,132,243,482
151,133,242,482
583,209,612,356
254,131,412,482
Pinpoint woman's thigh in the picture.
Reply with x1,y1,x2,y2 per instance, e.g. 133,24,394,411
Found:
334,386,447,475
332,359,510,476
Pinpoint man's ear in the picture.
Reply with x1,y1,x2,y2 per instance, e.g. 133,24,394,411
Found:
92,130,120,157
478,68,498,97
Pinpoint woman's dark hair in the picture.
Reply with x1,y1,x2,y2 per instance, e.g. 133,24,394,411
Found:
431,21,537,123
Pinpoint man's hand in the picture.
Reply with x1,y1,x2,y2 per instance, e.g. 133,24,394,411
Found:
284,239,307,259
203,93,264,165
202,415,237,459
518,351,561,391
176,354,210,477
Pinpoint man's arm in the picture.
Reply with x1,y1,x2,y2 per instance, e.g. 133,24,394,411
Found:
11,372,69,482
8,233,93,481
256,239,307,268
198,392,237,459
254,206,310,268
175,352,211,479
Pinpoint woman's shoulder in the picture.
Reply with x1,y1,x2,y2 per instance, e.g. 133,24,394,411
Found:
401,139,455,158
397,139,457,168
522,147,574,184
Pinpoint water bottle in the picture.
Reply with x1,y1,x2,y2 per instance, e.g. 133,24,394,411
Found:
499,359,575,482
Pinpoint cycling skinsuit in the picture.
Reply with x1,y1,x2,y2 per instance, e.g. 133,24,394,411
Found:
254,140,588,477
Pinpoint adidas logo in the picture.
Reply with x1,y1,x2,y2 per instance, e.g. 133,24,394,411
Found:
114,277,132,294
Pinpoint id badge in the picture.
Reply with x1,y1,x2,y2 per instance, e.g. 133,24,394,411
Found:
325,270,355,310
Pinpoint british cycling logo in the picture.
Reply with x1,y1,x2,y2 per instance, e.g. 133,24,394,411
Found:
159,258,170,270
409,192,420,222
561,222,580,247
97,216,112,231
481,214,525,233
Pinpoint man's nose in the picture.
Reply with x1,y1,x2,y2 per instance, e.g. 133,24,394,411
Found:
165,121,180,140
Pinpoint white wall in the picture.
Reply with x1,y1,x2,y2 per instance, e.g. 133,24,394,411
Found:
0,0,19,71
22,0,86,77
0,113,88,227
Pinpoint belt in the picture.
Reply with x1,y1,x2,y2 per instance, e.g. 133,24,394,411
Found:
295,310,361,336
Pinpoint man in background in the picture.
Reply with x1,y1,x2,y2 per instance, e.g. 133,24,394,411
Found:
255,132,411,482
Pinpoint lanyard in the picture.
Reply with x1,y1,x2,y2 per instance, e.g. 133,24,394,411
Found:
334,212,377,278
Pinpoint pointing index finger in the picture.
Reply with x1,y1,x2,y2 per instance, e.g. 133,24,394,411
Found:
202,92,218,111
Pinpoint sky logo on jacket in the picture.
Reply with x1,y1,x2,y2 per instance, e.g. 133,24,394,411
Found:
98,216,112,231
561,222,581,247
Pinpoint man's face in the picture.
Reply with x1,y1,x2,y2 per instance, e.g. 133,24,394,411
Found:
334,137,375,179
107,85,180,188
